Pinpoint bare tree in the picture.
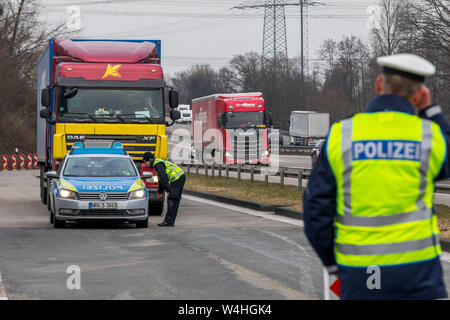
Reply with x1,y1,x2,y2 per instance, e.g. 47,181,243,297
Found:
0,0,66,153
370,0,411,56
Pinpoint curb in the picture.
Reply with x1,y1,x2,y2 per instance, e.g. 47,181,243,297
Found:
183,189,278,211
274,207,304,220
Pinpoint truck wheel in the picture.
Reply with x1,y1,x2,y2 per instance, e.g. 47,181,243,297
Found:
136,218,148,228
40,166,47,205
149,201,164,216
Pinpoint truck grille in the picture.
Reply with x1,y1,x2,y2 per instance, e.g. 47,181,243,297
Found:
232,131,264,162
78,192,129,201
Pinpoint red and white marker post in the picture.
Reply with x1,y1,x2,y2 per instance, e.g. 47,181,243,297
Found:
19,154,25,170
323,268,341,300
33,154,38,169
27,154,32,169
2,155,7,171
11,155,17,170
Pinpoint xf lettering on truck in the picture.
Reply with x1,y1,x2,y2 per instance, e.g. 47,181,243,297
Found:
81,185,125,191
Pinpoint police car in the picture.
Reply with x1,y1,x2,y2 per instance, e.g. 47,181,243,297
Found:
45,141,153,228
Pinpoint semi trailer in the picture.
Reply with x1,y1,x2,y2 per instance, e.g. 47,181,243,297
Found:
289,111,330,146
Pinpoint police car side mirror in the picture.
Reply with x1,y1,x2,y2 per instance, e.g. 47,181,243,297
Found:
45,171,58,179
141,172,153,179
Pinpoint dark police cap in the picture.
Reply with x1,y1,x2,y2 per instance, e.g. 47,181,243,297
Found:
143,152,155,162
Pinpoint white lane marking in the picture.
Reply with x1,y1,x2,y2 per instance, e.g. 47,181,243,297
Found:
183,195,450,259
0,272,8,300
182,194,304,227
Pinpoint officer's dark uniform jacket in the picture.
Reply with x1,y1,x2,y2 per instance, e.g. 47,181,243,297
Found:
304,94,450,299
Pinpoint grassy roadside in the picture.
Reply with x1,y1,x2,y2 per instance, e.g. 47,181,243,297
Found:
184,173,450,240
184,173,303,211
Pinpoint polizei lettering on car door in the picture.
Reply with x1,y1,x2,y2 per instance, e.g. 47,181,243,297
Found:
352,140,421,161
81,185,125,191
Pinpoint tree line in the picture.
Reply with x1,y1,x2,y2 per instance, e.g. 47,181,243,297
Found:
171,0,449,130
0,0,64,154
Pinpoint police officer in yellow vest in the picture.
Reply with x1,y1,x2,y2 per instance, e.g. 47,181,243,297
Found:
304,54,449,299
143,152,186,227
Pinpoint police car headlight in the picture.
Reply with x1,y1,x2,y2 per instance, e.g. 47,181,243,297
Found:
129,189,146,199
58,189,78,199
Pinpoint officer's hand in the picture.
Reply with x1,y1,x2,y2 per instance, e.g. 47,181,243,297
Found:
412,85,432,111
326,265,338,275
156,193,163,200
166,193,169,199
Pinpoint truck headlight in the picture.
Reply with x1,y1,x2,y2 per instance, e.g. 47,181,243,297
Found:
129,189,146,199
58,189,78,199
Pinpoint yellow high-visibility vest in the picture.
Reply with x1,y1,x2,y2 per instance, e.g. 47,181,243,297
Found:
327,111,446,267
153,158,184,183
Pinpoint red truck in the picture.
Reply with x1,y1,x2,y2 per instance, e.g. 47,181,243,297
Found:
191,93,271,165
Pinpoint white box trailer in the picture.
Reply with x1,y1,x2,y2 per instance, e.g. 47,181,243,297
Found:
289,111,330,146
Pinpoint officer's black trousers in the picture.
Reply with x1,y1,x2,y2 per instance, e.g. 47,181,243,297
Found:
164,174,186,225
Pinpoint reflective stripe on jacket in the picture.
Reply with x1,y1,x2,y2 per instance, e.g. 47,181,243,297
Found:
327,111,446,267
153,158,184,183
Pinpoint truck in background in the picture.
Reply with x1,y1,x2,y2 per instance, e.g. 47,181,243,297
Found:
177,104,192,124
289,111,330,146
37,39,181,215
191,92,271,165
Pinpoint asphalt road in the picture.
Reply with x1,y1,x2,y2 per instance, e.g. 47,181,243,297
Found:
0,170,322,300
2,170,450,300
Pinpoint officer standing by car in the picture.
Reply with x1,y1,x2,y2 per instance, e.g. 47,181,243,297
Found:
304,54,450,299
142,152,186,227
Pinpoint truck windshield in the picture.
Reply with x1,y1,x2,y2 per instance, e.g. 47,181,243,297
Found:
225,111,265,128
58,88,164,123
63,157,137,177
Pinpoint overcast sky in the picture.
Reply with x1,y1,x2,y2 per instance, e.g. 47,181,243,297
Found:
38,0,379,78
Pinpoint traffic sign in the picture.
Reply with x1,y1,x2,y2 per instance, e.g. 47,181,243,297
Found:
323,268,341,300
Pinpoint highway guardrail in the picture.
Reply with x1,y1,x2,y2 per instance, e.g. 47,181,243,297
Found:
179,162,450,195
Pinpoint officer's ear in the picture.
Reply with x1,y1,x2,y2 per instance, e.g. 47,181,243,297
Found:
375,75,383,95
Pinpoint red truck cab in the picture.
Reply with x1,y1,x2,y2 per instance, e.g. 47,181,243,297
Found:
192,93,271,165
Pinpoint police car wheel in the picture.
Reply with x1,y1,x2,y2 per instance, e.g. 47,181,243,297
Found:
135,219,148,228
54,218,66,228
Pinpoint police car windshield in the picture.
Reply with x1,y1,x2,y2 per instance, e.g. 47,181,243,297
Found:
63,157,137,177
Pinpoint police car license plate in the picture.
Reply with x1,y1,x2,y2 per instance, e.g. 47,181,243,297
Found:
89,202,118,209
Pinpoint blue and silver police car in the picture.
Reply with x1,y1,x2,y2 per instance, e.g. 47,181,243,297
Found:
45,141,153,228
